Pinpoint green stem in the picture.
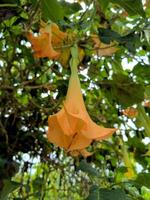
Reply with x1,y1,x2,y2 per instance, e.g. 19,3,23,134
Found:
70,45,80,75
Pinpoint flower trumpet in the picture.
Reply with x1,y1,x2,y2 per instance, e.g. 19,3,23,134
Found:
47,46,116,156
27,23,67,59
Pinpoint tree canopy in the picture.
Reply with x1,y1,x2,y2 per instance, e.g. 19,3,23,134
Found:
0,0,150,199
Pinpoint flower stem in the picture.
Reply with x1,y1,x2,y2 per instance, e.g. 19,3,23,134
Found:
70,44,80,75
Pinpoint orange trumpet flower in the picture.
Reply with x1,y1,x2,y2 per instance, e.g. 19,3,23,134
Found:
27,23,67,59
47,47,116,156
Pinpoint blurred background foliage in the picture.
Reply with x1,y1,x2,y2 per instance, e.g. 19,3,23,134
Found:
0,0,150,199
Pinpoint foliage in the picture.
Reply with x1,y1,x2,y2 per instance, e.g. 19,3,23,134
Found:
0,0,150,199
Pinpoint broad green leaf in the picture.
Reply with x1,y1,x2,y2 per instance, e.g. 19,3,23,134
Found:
0,180,20,200
136,104,150,137
98,28,121,44
102,73,144,107
86,185,100,200
41,0,64,21
145,86,150,99
4,16,18,26
87,186,130,200
32,177,44,192
99,188,129,200
141,186,150,200
112,73,144,107
77,160,99,177
11,25,22,35
30,0,37,5
98,0,110,11
136,173,150,189
98,28,139,52
60,1,82,15
133,64,150,82
110,0,145,17
20,11,28,19
127,136,145,152
115,167,127,183
120,32,139,53
16,93,29,105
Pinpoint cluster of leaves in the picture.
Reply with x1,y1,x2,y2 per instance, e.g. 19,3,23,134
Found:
0,0,150,199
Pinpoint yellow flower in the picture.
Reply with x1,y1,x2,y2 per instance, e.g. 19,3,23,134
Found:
47,46,116,156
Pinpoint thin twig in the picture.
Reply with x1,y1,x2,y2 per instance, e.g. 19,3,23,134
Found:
0,4,18,7
0,120,9,146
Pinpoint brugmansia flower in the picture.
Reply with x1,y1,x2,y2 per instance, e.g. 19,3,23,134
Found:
47,46,116,157
27,23,67,59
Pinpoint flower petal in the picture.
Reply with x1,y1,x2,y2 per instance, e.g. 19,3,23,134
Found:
27,24,61,59
51,23,67,47
80,149,93,157
27,32,59,59
69,149,92,157
68,132,92,151
63,102,86,133
81,117,116,140
47,112,72,149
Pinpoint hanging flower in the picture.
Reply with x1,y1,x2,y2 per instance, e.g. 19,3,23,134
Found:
47,46,116,157
27,23,67,59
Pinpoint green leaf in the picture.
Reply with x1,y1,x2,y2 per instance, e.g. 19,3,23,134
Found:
101,73,144,107
98,28,121,44
115,167,127,183
30,0,37,5
110,73,144,107
0,180,20,200
133,64,150,82
60,1,82,15
136,104,150,137
110,0,145,17
86,185,100,200
98,0,110,11
32,177,43,192
120,32,139,53
20,11,28,19
145,86,150,99
87,186,130,200
99,188,129,200
41,0,64,21
16,93,29,105
4,16,18,26
136,173,150,189
77,160,99,177
98,28,139,52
